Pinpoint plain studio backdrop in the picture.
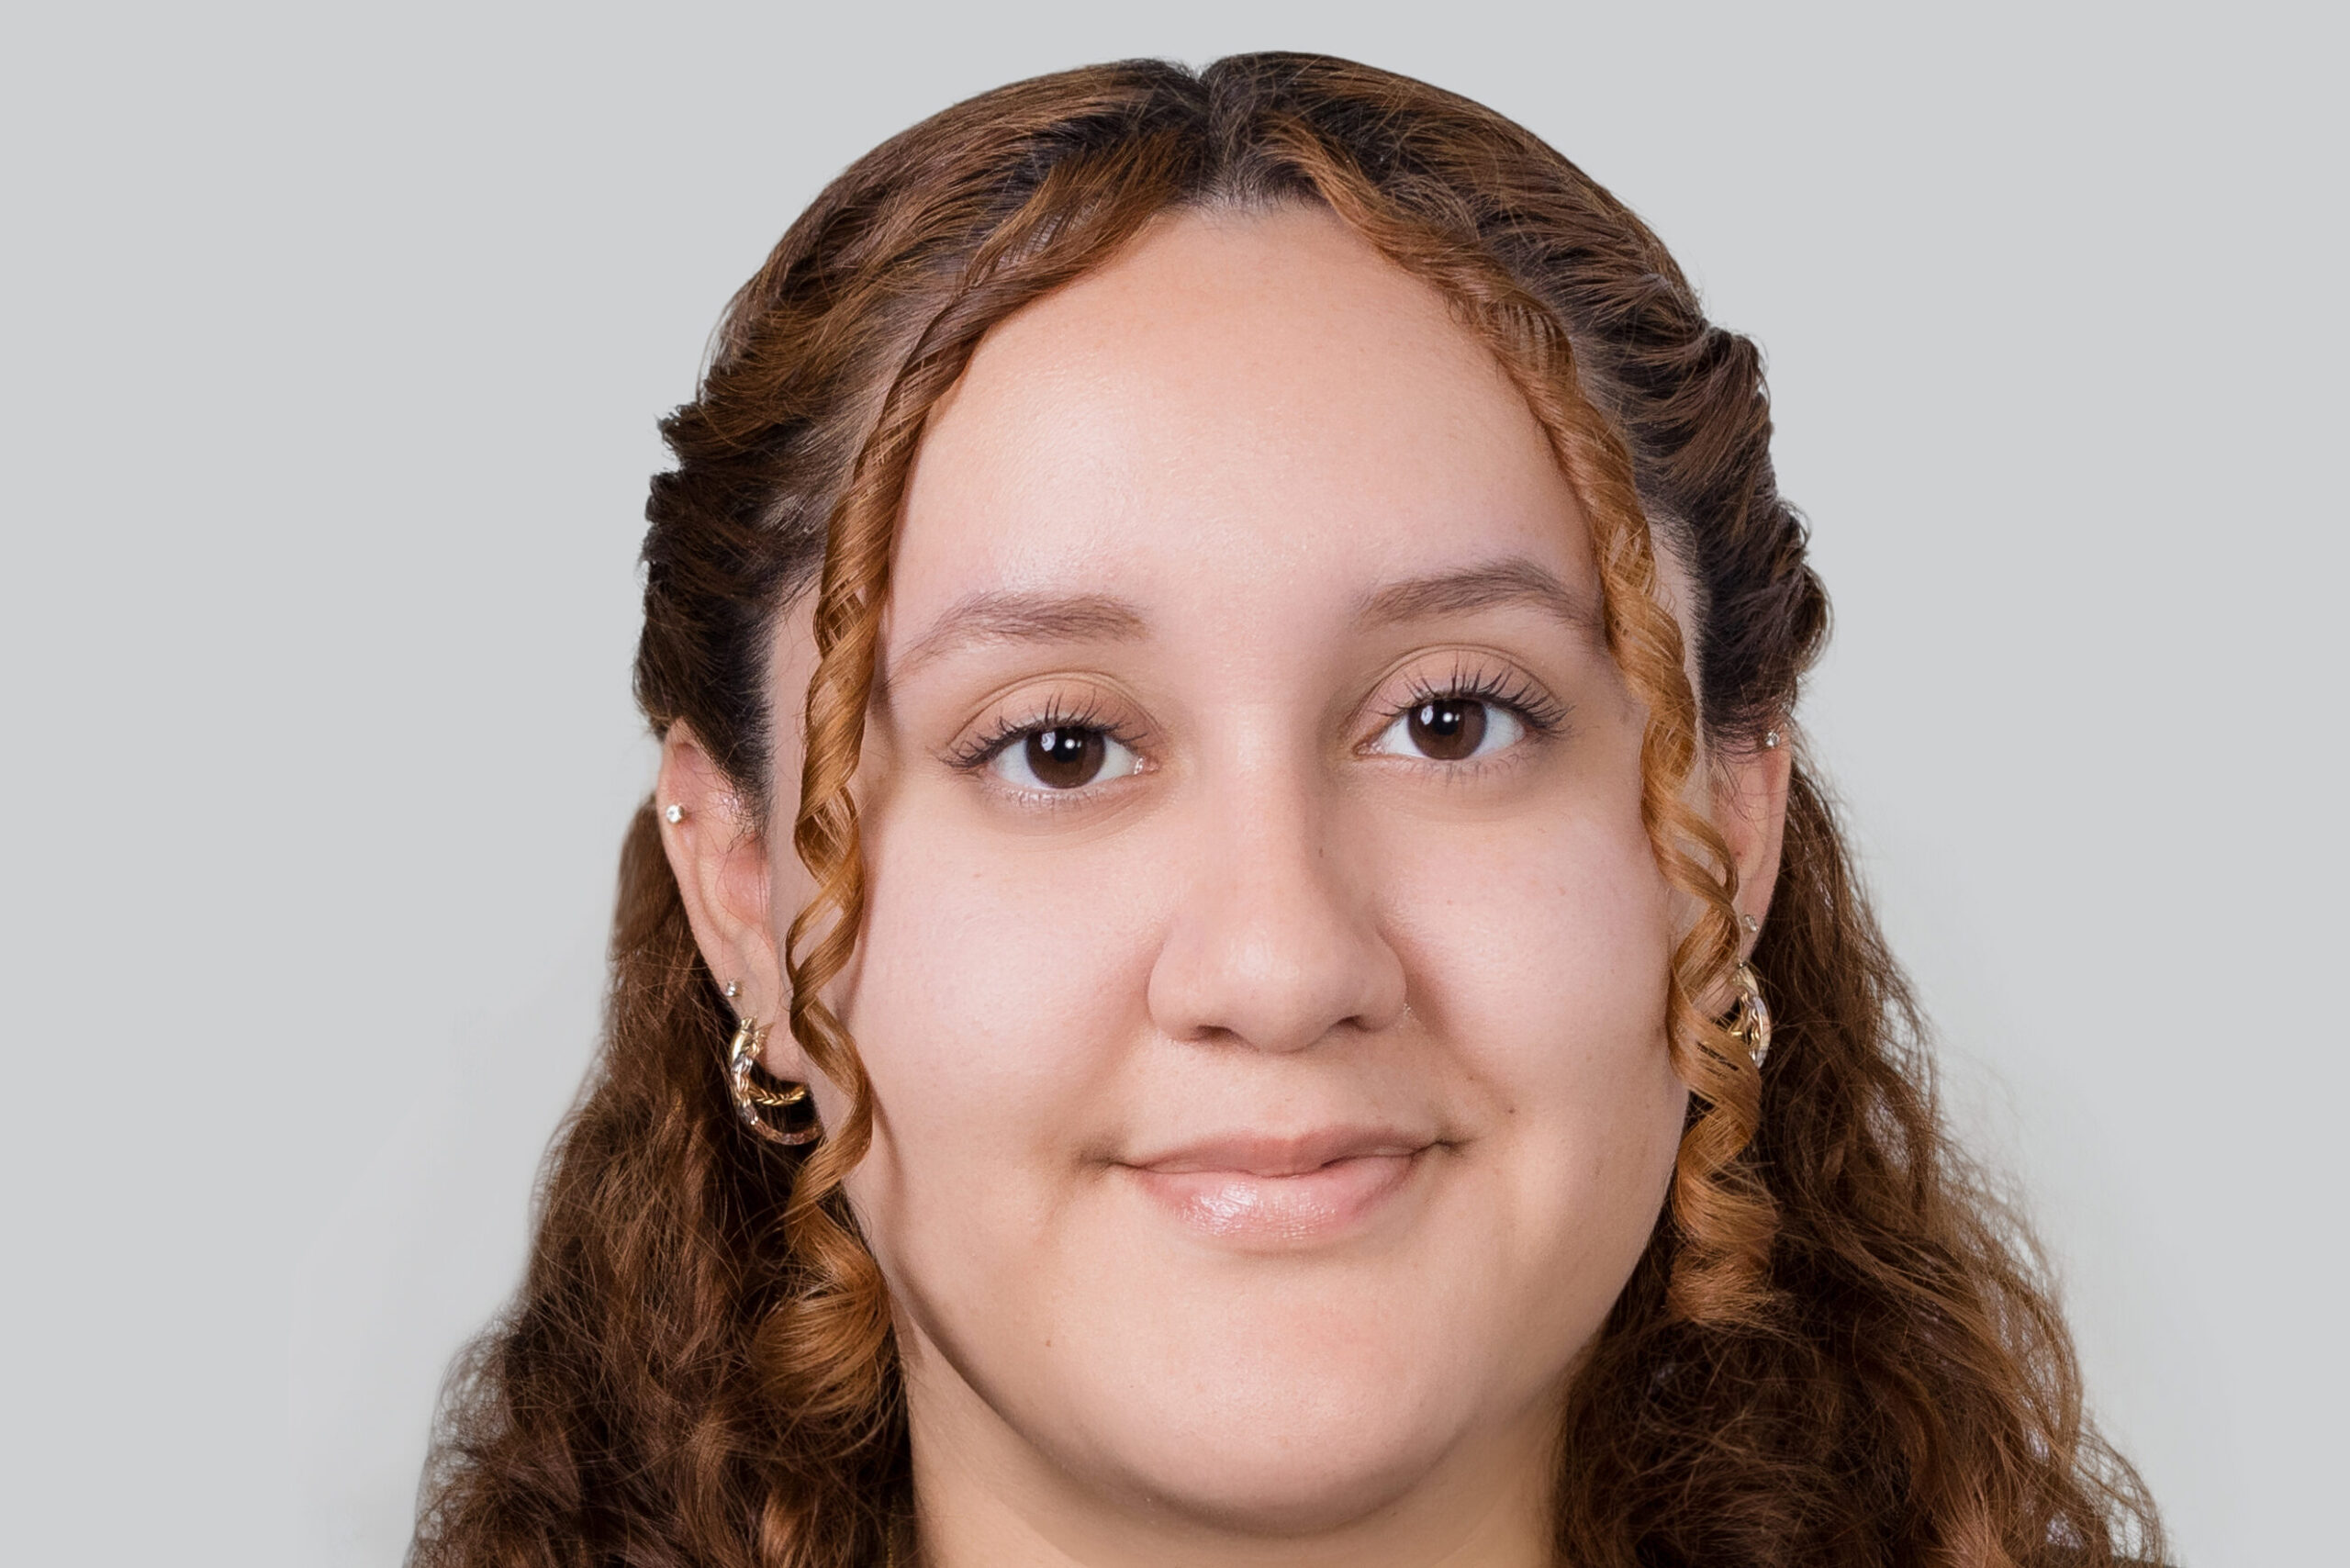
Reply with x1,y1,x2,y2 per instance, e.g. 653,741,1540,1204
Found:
1,3,2339,1563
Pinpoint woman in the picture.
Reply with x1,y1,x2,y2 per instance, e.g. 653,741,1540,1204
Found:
415,53,2160,1568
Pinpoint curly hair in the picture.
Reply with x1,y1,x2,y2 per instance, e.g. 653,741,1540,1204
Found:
413,52,2162,1568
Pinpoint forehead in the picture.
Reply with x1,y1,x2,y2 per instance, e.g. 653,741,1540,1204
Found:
892,205,1591,635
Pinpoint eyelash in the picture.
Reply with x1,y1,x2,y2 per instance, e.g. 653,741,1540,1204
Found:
946,660,1567,780
946,694,1150,774
1381,662,1572,743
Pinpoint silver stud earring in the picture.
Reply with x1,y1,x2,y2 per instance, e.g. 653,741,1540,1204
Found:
1762,729,1782,750
1742,913,1760,933
723,980,740,1001
664,803,686,824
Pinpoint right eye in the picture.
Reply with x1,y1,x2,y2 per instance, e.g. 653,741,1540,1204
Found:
988,725,1142,791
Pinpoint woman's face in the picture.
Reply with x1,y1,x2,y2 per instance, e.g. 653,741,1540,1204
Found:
671,206,1780,1559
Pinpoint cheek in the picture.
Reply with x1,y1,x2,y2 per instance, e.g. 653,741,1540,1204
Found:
1377,787,1687,1244
1386,807,1672,1044
834,793,1159,1251
1378,730,1679,1082
848,806,1160,1063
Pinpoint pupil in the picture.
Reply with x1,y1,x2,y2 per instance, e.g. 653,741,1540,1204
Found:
1026,727,1106,789
1408,700,1485,761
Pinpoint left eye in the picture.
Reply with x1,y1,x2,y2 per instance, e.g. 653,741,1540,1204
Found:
1369,698,1525,763
989,726,1143,791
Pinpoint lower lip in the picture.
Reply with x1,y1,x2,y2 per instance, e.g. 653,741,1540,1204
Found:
1124,1152,1425,1245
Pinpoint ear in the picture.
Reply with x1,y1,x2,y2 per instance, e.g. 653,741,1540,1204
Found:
1712,726,1794,959
655,726,805,1076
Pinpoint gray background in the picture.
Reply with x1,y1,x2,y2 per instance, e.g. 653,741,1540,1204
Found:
3,3,2341,1563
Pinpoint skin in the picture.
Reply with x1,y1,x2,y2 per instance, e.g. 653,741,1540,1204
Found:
661,206,1791,1568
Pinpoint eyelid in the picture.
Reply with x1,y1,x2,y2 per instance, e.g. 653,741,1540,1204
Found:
1358,652,1572,747
942,680,1155,775
936,656,1563,783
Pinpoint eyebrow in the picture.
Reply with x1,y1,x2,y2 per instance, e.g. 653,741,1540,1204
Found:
883,555,1599,685
887,588,1148,683
1356,556,1603,640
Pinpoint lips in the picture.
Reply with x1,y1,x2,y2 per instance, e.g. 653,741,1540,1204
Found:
1119,1128,1437,1246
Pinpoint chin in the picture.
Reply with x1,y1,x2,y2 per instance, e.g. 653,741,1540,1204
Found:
1086,1403,1463,1537
1022,1325,1516,1538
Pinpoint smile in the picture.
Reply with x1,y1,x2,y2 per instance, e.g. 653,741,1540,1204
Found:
1118,1129,1438,1247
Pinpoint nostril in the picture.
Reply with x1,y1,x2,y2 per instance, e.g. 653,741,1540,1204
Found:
1145,873,1407,1055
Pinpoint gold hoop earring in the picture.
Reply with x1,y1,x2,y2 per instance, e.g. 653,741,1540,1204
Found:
1728,961,1773,1070
728,1014,821,1146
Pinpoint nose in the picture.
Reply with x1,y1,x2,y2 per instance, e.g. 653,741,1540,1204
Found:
1145,779,1408,1055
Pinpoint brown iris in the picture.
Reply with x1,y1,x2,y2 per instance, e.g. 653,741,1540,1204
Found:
1024,727,1109,789
1406,699,1487,760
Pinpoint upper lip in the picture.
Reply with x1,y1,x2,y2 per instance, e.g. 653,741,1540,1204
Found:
1124,1126,1437,1177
